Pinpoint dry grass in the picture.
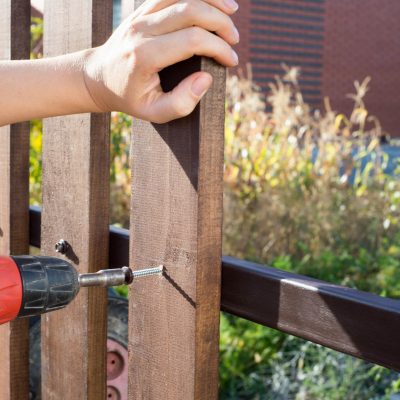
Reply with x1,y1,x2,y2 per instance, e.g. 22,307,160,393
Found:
223,64,399,264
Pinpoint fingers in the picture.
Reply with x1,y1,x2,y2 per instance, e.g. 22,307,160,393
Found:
135,0,239,18
134,0,239,45
143,71,213,123
143,27,238,71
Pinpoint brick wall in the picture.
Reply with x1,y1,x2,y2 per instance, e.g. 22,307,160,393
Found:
232,0,400,137
323,0,400,137
232,0,326,108
230,0,252,77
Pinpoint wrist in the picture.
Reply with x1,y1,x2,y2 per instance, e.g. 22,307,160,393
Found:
81,47,112,114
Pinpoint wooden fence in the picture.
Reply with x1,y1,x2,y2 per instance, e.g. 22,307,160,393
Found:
1,1,400,399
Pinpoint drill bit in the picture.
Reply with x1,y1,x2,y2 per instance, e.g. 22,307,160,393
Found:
78,265,164,288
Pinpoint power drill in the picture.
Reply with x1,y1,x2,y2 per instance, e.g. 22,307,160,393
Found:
0,255,163,325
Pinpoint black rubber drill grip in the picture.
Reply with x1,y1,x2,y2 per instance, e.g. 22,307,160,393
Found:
12,256,79,318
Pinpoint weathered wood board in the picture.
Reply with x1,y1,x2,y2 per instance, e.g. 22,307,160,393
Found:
128,19,226,398
40,1,112,399
0,1,30,399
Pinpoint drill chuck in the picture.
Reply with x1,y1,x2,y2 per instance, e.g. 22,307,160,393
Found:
79,266,133,287
0,256,79,324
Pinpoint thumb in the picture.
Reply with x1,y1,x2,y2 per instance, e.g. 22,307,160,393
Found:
149,71,213,124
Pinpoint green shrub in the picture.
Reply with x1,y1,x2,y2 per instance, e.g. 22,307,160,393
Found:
220,314,399,400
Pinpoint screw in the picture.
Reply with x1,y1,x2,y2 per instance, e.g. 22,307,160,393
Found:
132,265,164,280
55,239,70,255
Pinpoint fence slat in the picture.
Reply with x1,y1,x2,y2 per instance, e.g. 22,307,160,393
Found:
41,1,112,399
0,1,30,399
128,44,226,400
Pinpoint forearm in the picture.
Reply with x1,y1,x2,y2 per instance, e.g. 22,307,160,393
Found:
0,49,102,126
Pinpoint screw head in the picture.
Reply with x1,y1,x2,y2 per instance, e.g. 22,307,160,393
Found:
55,239,69,255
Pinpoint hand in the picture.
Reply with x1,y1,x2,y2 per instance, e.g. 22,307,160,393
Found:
84,0,239,123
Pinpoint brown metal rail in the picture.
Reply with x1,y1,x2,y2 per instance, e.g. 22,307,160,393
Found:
29,206,400,372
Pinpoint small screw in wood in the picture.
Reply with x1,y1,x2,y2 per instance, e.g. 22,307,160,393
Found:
55,239,70,255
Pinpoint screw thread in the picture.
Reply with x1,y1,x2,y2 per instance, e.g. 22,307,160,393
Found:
132,265,164,279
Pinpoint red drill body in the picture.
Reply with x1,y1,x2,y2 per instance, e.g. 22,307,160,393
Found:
0,257,23,324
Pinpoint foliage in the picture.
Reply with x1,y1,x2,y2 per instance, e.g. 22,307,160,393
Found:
223,66,400,296
31,17,43,59
30,119,42,205
220,315,399,400
109,112,131,227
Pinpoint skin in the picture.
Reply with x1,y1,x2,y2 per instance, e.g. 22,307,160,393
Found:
0,0,239,127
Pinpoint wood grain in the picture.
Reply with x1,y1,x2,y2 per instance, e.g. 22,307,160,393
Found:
128,42,226,400
0,1,30,399
41,1,112,399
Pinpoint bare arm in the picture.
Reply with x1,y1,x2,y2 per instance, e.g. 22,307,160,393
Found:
0,50,101,126
0,0,239,127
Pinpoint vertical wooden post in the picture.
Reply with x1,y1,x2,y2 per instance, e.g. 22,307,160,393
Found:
0,1,30,399
40,1,112,399
128,34,226,400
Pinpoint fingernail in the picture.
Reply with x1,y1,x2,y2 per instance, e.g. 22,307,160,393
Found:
233,26,240,43
224,0,239,11
191,75,212,97
232,49,239,65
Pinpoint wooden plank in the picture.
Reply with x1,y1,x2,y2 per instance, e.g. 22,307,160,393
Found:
0,1,31,399
128,45,226,400
41,1,112,399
